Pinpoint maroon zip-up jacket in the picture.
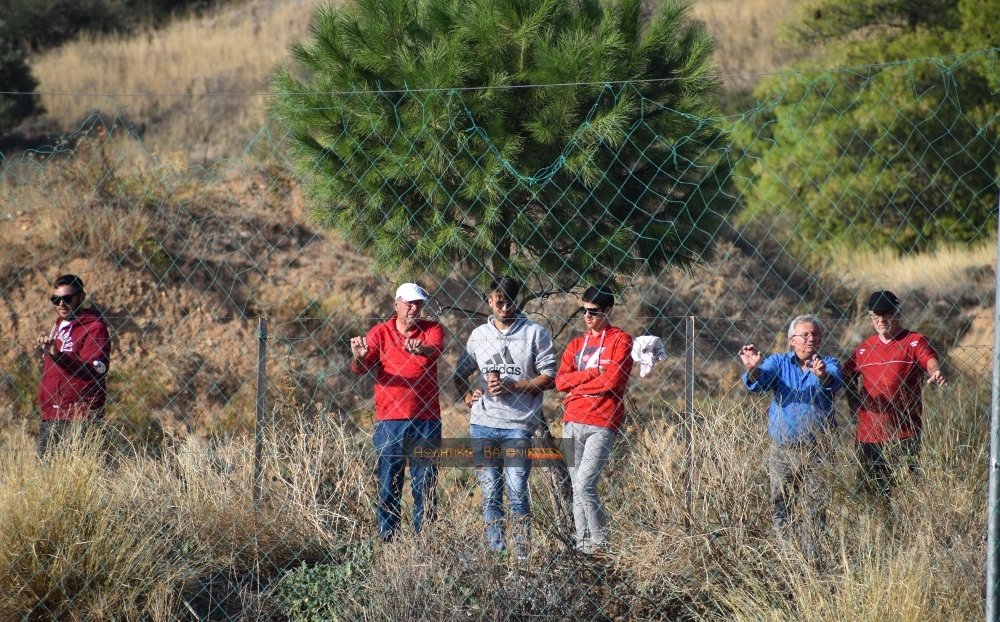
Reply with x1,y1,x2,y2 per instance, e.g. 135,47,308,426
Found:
37,307,111,421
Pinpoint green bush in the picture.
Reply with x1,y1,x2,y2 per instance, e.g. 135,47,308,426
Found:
731,0,999,257
0,28,41,136
275,543,375,622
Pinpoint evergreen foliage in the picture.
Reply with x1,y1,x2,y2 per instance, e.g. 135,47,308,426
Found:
272,0,731,288
0,23,41,136
734,0,999,255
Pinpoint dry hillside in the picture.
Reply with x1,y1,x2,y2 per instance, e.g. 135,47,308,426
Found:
0,4,992,620
1,0,993,438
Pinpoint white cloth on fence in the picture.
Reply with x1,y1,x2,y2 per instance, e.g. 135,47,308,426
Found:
631,335,667,377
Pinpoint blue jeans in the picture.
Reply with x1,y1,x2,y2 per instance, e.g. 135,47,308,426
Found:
373,418,441,541
470,423,532,555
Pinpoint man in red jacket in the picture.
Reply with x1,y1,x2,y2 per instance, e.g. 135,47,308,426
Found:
844,290,947,499
35,274,111,456
350,283,444,541
555,286,633,554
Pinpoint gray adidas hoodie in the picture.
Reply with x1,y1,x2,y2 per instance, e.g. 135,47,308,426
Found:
454,314,557,431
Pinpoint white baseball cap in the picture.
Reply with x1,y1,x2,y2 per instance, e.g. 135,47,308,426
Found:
395,283,429,302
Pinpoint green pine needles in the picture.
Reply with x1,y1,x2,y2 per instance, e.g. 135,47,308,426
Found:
271,0,732,289
733,0,1000,256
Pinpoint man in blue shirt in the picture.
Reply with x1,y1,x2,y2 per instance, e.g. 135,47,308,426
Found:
739,314,843,560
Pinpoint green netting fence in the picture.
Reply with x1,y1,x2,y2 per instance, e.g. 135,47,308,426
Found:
0,50,997,621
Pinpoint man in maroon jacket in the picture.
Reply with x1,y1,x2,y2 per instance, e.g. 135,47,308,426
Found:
35,274,111,456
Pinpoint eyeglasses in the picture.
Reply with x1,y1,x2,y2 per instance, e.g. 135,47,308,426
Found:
50,292,81,306
791,331,821,340
490,298,515,309
580,306,607,318
868,311,897,320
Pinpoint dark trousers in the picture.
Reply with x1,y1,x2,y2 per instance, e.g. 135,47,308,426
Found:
857,437,921,498
37,418,100,458
373,418,441,541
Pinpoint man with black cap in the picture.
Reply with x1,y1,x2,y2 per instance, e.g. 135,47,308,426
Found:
844,290,947,499
349,282,444,541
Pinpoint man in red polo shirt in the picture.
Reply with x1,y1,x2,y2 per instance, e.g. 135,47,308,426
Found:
844,290,947,498
349,283,444,541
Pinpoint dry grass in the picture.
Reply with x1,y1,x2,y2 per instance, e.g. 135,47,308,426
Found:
689,0,806,88
0,130,166,290
25,0,803,161
0,412,365,620
30,0,322,160
820,240,996,302
0,383,984,620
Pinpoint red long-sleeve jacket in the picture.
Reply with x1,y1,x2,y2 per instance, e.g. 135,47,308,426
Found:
556,327,633,431
349,318,444,421
37,308,111,421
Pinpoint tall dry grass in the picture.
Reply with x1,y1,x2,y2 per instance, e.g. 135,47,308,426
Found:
689,0,804,88
820,240,996,303
0,129,168,291
0,380,985,620
30,0,322,161
26,0,802,161
0,412,366,620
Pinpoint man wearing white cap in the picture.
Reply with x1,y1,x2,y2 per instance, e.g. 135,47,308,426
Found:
350,282,445,541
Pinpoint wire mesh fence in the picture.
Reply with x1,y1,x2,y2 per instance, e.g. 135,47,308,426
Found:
0,46,997,621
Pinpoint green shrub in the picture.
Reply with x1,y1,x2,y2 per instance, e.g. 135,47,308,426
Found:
275,543,375,622
0,30,41,136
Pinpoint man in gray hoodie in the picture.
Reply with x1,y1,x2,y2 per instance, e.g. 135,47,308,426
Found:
454,277,556,558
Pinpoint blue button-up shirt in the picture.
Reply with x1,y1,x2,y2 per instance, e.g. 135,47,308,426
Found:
742,351,843,444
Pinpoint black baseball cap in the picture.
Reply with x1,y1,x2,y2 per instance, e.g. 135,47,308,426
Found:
867,290,900,314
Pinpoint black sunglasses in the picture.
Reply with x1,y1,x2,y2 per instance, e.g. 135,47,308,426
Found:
580,306,607,317
50,292,82,306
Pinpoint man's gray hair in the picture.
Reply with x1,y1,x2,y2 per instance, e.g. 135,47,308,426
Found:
788,314,823,339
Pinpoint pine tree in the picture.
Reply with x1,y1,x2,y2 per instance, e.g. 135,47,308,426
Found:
272,0,730,290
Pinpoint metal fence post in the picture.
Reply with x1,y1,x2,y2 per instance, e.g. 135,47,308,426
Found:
253,316,268,509
987,191,1000,622
685,315,695,534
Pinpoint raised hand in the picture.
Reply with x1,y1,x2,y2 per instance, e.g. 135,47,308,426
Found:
739,344,763,372
36,335,58,357
350,336,369,360
404,338,426,355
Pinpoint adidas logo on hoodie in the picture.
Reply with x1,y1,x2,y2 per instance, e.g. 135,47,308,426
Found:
482,346,522,376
